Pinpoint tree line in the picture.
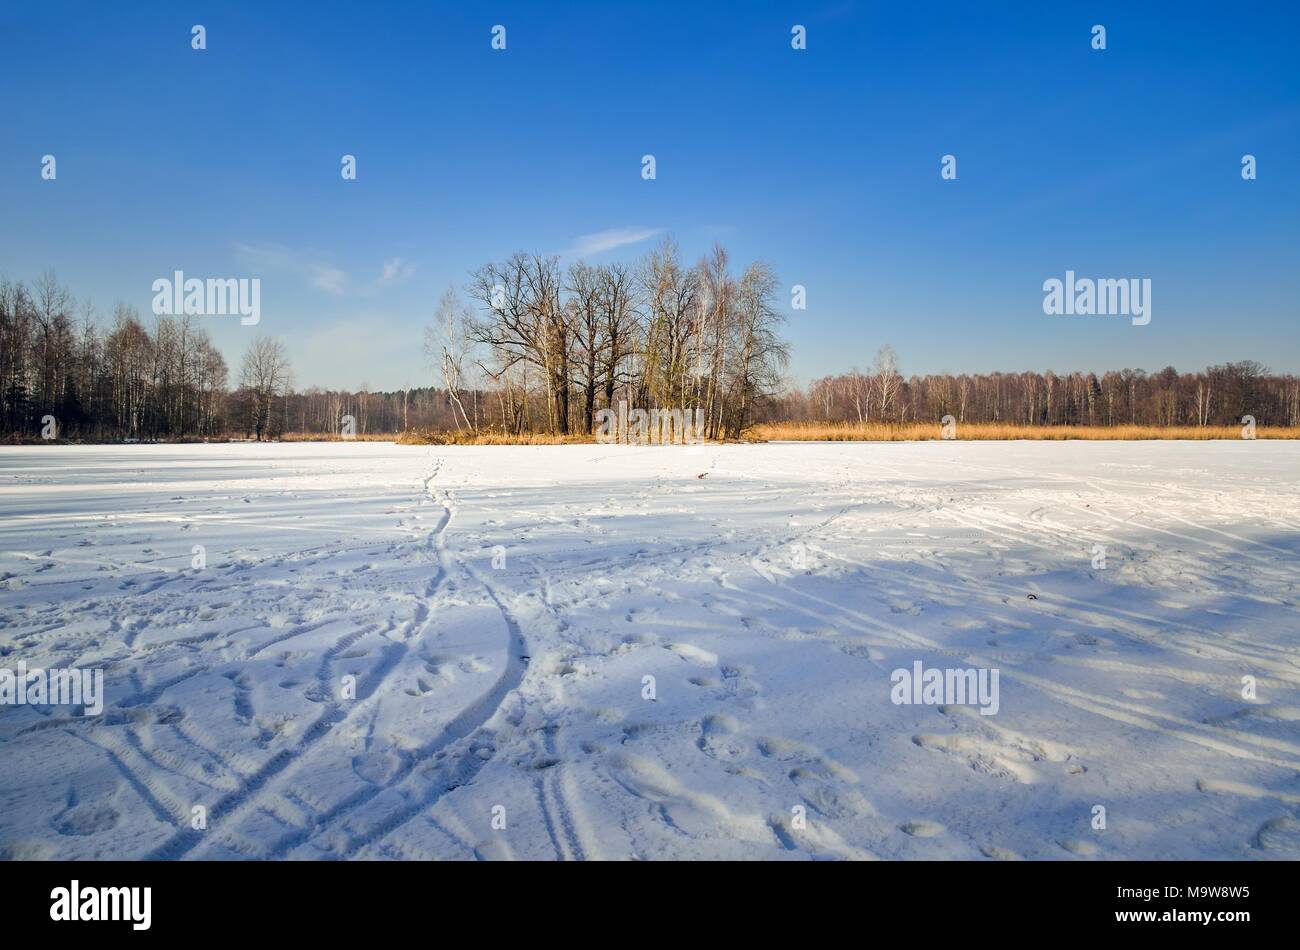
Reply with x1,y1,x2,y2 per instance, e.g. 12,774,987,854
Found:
5,261,1298,441
0,273,291,440
0,268,490,439
786,347,1300,429
2,238,791,441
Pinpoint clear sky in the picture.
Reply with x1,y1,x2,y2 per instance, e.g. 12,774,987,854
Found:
3,1,1297,389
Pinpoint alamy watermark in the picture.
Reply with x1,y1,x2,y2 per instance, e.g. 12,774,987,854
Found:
1043,271,1150,326
50,881,150,930
595,401,704,445
152,270,260,325
890,660,1000,716
1,661,104,715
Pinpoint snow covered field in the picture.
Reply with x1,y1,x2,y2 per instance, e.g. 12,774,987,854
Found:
1,440,1298,861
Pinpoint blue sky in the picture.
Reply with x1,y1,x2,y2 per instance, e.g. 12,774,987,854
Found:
3,1,1298,389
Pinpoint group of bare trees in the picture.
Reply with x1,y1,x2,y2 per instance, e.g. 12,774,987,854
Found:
429,237,790,439
283,385,466,434
788,352,1300,428
9,265,1296,442
1,273,291,440
235,337,293,440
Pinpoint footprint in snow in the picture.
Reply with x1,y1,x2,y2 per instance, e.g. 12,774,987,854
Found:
1057,838,1099,856
980,845,1022,860
54,803,121,837
1255,816,1300,851
664,642,717,666
696,714,748,763
901,820,945,838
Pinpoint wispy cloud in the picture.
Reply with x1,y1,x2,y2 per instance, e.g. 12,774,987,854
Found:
380,257,417,285
294,316,424,390
234,242,346,296
563,227,662,259
311,265,347,295
234,243,415,297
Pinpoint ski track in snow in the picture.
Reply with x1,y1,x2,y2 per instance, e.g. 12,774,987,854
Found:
1,440,1298,860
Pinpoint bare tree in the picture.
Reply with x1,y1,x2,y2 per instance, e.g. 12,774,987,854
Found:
598,261,638,413
639,237,697,411
565,262,606,433
727,260,788,436
872,345,900,421
239,336,292,440
425,287,477,431
468,253,572,434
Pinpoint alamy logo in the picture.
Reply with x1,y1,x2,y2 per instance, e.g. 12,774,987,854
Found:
152,270,260,325
1042,270,1150,326
0,661,103,715
595,401,704,445
890,661,1000,716
50,880,151,930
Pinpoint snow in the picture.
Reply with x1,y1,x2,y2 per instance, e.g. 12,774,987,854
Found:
1,440,1298,860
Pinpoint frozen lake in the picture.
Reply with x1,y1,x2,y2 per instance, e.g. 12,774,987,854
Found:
2,440,1298,860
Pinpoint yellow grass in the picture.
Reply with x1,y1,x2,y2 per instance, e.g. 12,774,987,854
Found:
397,429,596,446
277,432,400,442
749,422,1300,441
269,423,1300,446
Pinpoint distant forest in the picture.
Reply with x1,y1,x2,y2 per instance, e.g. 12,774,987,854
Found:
3,258,1298,441
786,349,1299,429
